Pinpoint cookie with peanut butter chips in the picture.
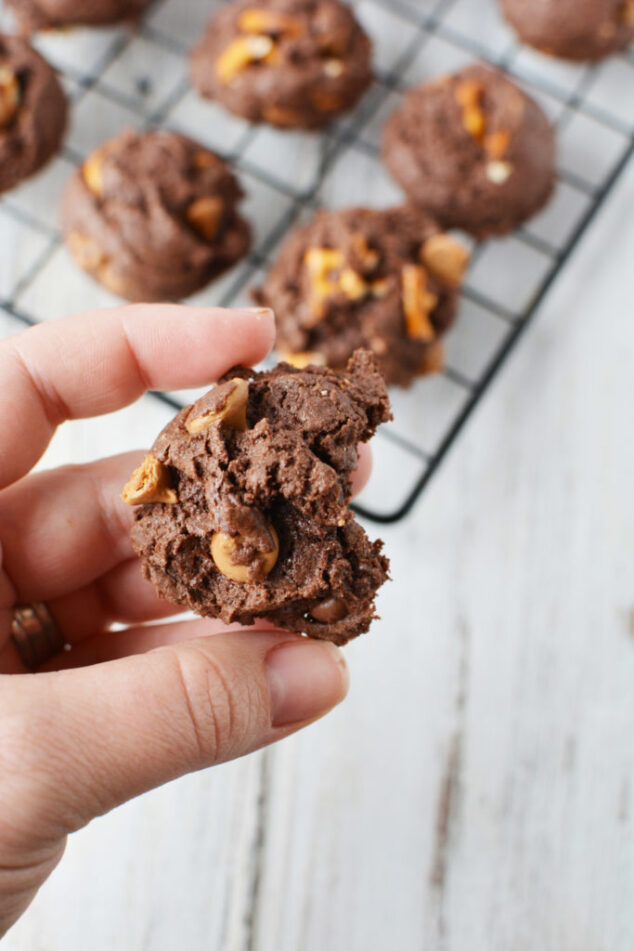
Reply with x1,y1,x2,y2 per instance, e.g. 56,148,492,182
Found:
61,129,251,301
500,0,634,61
254,205,469,387
123,351,391,646
189,0,372,130
0,35,67,193
382,66,555,239
6,0,154,31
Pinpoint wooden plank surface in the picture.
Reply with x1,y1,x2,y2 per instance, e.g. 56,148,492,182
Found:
246,155,634,951
1,0,633,943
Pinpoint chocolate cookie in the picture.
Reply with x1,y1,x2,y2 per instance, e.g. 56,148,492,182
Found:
382,66,556,239
6,0,154,32
253,205,469,387
189,0,373,130
61,129,251,302
0,35,67,193
123,351,391,645
499,0,634,61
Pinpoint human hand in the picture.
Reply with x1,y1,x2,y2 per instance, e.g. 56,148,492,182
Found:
0,304,360,936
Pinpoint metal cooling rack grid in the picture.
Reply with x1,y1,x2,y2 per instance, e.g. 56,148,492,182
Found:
0,0,632,523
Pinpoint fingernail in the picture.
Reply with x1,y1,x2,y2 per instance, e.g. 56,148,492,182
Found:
266,639,349,727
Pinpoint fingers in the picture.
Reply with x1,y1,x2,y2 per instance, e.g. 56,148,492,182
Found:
0,452,141,603
0,304,274,490
0,629,348,845
351,442,372,496
42,617,264,670
0,560,184,672
47,559,184,645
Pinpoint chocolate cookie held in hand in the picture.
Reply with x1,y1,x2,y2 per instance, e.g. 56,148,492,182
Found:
254,205,470,387
123,350,391,645
62,129,250,302
0,35,67,193
6,0,154,32
189,0,372,130
382,65,555,239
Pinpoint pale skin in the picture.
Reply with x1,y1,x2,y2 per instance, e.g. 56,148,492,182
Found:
0,304,369,937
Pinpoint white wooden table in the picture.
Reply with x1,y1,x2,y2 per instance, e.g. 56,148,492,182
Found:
1,0,633,942
2,111,632,951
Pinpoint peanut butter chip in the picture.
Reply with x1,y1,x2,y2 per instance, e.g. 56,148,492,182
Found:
186,195,224,242
339,267,367,300
83,148,106,196
186,377,249,435
279,350,327,369
98,263,127,297
238,8,305,37
304,247,345,322
419,339,445,376
455,80,512,163
401,265,437,342
304,241,378,322
122,455,178,505
485,129,511,160
455,79,486,143
67,231,105,271
0,68,20,129
371,278,389,298
67,231,127,296
310,597,348,623
420,234,470,288
216,35,275,84
454,79,484,109
211,525,279,583
463,106,485,141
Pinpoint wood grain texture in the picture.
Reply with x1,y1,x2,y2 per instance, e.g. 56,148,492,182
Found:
0,34,633,951
246,158,634,951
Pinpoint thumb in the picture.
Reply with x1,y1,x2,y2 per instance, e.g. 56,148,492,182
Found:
1,628,348,843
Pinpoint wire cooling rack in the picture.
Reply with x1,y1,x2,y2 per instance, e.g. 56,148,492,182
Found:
0,0,632,522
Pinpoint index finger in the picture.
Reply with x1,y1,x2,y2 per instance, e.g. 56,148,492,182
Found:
0,303,274,490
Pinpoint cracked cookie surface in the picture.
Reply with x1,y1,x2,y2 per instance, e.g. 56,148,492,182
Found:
125,350,391,646
0,34,67,193
382,66,555,239
254,205,469,387
189,0,372,130
61,129,251,302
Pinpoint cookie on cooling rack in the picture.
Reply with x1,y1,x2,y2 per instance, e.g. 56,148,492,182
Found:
253,205,470,388
499,0,634,61
382,65,556,239
189,0,373,130
0,35,67,193
122,350,391,646
61,129,251,302
6,0,154,31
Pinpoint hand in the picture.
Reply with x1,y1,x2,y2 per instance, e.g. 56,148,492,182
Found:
0,304,360,937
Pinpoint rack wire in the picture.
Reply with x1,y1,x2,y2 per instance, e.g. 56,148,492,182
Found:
1,0,632,523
